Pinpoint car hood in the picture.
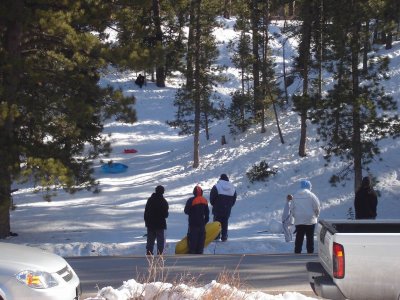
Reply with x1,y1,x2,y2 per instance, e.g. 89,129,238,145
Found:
0,242,67,275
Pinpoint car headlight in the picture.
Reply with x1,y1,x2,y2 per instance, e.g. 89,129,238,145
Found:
16,270,59,289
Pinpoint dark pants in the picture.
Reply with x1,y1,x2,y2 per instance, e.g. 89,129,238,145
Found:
294,224,315,254
214,215,229,241
146,228,165,255
187,226,206,254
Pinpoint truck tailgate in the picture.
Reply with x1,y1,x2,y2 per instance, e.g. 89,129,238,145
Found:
318,221,400,300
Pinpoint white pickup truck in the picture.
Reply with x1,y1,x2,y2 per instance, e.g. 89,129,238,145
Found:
306,219,400,300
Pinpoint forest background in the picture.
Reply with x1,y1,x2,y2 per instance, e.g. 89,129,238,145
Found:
1,0,400,242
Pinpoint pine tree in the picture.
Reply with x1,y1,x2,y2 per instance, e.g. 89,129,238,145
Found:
293,0,316,157
380,0,400,49
233,0,283,135
169,0,223,168
152,0,165,87
111,0,187,86
249,0,262,122
259,0,284,140
227,15,254,134
312,0,400,191
0,0,136,238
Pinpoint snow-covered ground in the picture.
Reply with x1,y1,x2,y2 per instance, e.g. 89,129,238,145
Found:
6,18,400,300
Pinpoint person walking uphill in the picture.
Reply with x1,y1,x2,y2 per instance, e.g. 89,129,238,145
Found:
144,185,169,255
291,180,320,254
210,174,237,242
354,176,378,220
184,185,210,254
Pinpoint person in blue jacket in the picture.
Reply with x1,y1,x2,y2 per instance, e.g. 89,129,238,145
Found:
210,174,237,242
184,185,210,254
291,179,320,254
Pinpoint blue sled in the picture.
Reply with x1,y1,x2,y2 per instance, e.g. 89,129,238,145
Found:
101,163,128,174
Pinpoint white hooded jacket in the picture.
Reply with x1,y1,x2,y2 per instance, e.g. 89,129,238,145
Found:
215,179,236,196
292,186,320,225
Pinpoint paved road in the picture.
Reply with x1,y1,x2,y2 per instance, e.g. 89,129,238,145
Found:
67,253,318,298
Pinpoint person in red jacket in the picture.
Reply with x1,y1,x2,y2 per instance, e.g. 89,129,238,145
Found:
184,185,210,254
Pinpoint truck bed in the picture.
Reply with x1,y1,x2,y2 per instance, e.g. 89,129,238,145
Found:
320,219,400,233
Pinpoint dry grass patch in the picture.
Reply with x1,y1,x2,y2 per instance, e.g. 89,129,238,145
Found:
139,255,249,300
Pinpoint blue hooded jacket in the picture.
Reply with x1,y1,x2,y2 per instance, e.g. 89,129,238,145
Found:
210,175,237,217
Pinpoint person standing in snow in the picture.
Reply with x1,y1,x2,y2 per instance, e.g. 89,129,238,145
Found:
291,180,320,254
354,176,378,220
210,174,237,242
282,194,294,242
184,185,210,254
135,73,145,88
144,185,169,255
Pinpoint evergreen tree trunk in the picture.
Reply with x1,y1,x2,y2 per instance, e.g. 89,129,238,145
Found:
272,94,285,144
385,31,392,49
223,0,231,19
260,0,271,134
373,19,379,43
334,60,345,140
288,1,295,16
298,0,313,157
152,0,165,87
351,13,363,191
204,111,210,140
316,0,323,103
299,112,307,156
192,0,202,168
362,19,370,74
282,20,289,104
186,0,196,90
0,0,23,238
268,85,285,144
250,0,261,120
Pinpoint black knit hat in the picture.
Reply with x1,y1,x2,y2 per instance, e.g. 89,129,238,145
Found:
193,185,203,196
361,176,371,188
155,185,165,194
220,174,229,181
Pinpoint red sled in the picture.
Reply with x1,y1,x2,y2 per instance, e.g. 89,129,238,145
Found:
123,149,138,154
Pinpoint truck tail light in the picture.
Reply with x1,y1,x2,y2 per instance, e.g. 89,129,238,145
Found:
333,242,345,279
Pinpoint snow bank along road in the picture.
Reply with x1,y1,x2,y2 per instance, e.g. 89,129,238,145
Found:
66,253,318,298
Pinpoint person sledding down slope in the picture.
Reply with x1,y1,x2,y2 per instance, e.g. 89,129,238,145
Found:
210,174,237,242
184,185,210,254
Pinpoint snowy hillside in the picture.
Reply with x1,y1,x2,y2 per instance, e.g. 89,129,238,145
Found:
8,18,400,257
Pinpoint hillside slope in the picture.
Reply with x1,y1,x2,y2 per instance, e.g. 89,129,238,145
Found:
9,18,400,256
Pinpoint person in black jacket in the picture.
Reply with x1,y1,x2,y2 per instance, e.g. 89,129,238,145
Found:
184,185,210,254
144,185,169,255
135,74,145,88
354,176,378,219
210,174,237,242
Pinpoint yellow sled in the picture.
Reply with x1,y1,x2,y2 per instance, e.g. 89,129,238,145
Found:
175,221,221,254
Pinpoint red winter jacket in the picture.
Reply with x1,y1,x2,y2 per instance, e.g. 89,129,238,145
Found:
184,186,210,228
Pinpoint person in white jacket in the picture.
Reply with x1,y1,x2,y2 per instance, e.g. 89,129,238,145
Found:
282,194,294,242
210,174,237,241
291,179,320,253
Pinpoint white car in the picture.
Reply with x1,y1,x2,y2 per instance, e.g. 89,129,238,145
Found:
0,242,81,300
